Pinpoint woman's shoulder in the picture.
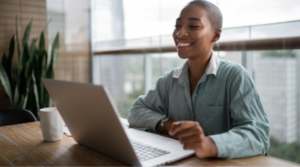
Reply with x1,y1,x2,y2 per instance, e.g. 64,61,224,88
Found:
160,67,182,80
218,59,250,78
152,67,182,89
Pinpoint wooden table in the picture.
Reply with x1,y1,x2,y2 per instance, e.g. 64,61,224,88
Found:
0,122,299,166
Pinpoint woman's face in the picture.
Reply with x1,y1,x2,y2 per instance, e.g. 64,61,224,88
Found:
173,4,219,60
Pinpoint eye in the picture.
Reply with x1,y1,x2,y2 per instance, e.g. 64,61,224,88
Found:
174,25,181,28
190,25,200,28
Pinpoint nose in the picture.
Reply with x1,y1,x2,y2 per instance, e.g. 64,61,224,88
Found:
176,27,188,38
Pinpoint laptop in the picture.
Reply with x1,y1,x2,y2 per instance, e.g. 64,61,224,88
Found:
42,79,194,166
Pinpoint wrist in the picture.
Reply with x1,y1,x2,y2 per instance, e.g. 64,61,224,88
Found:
160,117,169,133
164,120,174,133
155,119,174,133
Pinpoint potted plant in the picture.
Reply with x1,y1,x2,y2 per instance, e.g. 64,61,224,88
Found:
0,17,59,119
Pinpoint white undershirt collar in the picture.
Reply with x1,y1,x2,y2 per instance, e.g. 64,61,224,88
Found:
173,50,220,78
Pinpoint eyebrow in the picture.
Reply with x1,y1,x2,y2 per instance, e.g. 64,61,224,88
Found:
189,18,202,21
176,18,202,21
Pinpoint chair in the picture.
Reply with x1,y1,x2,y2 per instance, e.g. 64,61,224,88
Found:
0,109,37,126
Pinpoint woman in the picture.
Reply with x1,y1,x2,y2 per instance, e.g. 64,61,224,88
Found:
128,0,270,159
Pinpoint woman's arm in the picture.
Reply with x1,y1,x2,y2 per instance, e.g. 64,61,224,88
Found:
167,69,270,159
128,72,170,132
209,70,270,159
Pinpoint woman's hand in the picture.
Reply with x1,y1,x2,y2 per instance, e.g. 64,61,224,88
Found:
168,121,218,159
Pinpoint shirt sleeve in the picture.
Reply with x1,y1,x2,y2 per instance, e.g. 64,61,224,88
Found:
128,73,169,132
209,70,270,159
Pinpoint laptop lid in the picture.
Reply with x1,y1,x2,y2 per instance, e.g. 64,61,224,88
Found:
42,78,141,166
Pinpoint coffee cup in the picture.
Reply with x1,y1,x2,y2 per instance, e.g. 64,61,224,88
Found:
40,107,64,141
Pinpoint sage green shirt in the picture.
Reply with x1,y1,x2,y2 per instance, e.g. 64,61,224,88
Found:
128,51,270,159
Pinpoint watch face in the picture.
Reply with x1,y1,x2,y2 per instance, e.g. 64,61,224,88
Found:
161,118,169,132
162,117,169,122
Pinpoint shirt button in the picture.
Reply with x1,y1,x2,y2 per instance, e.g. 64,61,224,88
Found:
194,93,197,96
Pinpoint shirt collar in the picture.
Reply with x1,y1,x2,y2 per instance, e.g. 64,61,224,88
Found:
173,50,220,79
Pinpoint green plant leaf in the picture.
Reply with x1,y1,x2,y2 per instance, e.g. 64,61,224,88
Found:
15,15,21,57
33,51,42,108
8,17,59,117
25,52,34,77
35,41,44,81
0,65,13,104
18,48,24,69
41,51,47,78
22,76,32,109
31,72,40,117
1,55,13,102
18,95,24,109
46,44,52,71
8,34,15,66
24,39,37,77
14,60,19,84
22,19,32,50
30,38,37,55
10,63,16,101
40,82,44,107
1,53,8,73
7,35,15,96
23,42,30,69
13,85,19,107
2,53,13,96
22,20,32,67
51,33,59,71
38,31,45,54
18,62,27,97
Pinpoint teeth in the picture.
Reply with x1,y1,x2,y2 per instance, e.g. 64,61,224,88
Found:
178,43,192,46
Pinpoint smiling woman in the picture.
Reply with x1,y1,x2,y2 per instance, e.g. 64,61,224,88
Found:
128,0,270,159
173,1,222,93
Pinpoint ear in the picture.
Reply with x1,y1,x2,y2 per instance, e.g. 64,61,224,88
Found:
211,29,222,42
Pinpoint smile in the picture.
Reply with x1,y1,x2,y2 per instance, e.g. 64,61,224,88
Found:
177,42,193,49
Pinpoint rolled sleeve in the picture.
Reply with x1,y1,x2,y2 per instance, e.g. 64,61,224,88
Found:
209,134,227,158
128,73,170,132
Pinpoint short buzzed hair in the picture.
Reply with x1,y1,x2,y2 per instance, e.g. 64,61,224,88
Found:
187,0,223,30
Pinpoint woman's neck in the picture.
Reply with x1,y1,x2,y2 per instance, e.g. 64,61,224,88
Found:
188,50,212,81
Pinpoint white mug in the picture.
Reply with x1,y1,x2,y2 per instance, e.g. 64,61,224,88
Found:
40,107,64,141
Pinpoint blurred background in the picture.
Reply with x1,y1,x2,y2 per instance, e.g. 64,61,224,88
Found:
0,0,300,163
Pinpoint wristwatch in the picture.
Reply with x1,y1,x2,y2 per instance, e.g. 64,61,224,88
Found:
160,117,169,133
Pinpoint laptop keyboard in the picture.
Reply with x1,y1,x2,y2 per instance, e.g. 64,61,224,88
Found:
130,140,170,161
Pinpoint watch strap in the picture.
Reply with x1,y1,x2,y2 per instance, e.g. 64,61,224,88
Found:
160,117,169,133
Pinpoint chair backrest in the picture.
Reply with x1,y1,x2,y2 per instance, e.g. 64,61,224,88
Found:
0,109,37,126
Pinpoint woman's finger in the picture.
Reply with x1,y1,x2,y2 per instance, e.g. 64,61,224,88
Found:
169,121,197,136
180,134,202,145
177,126,201,139
183,142,200,151
197,124,206,140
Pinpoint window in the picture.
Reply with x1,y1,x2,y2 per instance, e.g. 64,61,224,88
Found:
91,0,300,163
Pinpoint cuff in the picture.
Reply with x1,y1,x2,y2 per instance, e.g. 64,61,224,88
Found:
149,115,165,132
209,134,228,158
